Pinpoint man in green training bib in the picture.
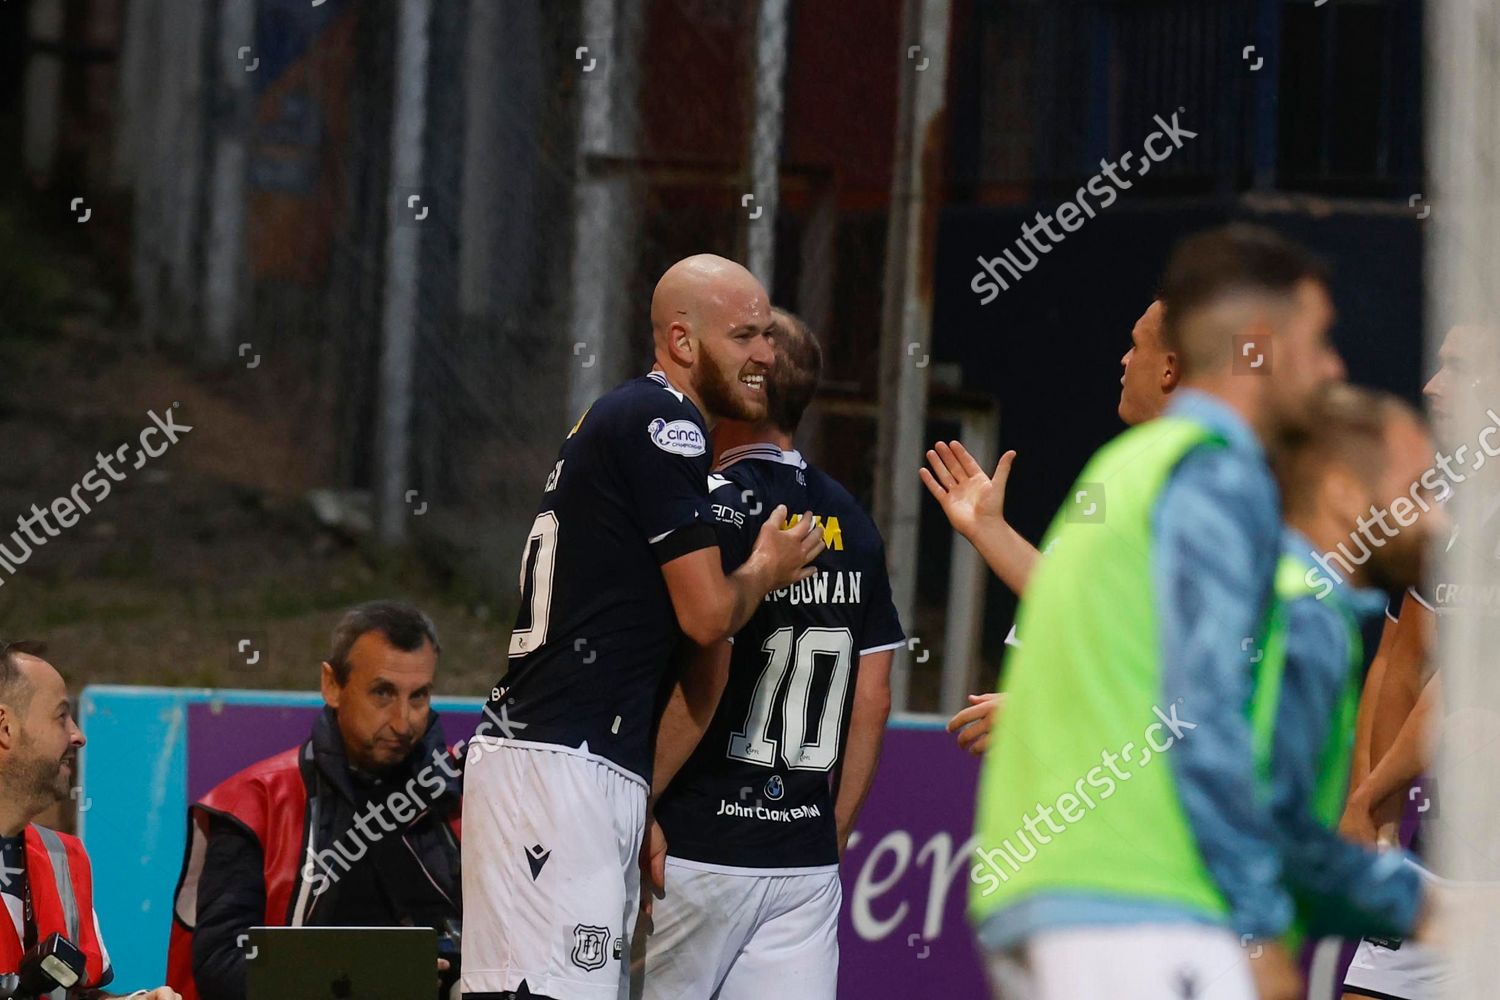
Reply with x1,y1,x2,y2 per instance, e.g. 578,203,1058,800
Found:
1257,386,1438,969
969,225,1344,1000
931,323,1441,980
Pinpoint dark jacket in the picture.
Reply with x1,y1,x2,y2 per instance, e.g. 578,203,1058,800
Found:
167,707,462,1000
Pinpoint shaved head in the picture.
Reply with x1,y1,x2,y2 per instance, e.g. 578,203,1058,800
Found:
651,254,767,344
650,254,774,425
1117,298,1177,425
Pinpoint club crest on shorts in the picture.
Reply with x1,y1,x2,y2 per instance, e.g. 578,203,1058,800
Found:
571,924,611,972
648,417,706,457
764,774,785,800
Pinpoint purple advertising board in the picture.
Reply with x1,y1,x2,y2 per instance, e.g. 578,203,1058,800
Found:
836,725,987,996
184,701,485,800
180,703,988,997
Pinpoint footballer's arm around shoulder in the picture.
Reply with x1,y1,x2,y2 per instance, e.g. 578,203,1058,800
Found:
649,639,733,808
659,505,823,645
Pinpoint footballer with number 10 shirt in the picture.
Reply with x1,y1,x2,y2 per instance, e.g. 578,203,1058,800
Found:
461,257,824,1000
639,310,905,1000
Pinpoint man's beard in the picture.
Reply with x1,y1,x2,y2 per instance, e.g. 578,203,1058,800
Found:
1,743,70,810
693,354,764,422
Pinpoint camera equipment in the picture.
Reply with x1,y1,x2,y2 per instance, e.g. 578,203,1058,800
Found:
0,933,85,999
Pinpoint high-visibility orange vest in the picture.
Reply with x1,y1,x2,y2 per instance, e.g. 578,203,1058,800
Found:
0,825,109,990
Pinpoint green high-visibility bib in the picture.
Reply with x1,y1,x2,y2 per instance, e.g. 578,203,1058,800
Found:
1250,550,1364,950
971,416,1273,926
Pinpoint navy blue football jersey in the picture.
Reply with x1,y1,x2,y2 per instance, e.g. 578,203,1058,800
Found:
1407,517,1500,619
655,444,905,869
485,372,720,780
1403,513,1500,870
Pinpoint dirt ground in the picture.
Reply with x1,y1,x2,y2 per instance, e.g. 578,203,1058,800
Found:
0,197,515,703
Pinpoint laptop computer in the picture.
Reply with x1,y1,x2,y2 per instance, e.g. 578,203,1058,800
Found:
245,926,438,1000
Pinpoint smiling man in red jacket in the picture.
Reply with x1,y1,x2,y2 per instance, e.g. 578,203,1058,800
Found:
0,639,179,999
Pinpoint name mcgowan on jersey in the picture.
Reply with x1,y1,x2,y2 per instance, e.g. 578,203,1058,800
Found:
762,570,863,605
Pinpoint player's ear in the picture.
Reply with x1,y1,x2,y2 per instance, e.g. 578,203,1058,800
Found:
1161,351,1179,392
665,320,696,368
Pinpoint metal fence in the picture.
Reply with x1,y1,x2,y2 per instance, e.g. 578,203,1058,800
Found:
17,0,1434,715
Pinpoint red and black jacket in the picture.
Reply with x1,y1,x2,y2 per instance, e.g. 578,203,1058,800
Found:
165,709,462,1000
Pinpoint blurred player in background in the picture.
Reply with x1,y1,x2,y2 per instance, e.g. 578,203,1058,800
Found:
924,294,1174,606
1339,323,1500,999
461,256,824,1000
931,296,1436,975
634,309,904,1000
968,225,1343,1000
925,293,1176,751
1260,387,1436,967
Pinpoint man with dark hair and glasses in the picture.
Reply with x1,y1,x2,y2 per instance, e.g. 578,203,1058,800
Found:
166,601,463,1000
0,640,180,998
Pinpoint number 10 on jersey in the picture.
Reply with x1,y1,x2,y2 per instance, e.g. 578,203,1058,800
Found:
728,627,854,771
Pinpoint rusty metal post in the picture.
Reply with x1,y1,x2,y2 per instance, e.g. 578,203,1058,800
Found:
376,0,432,546
874,0,951,711
744,0,788,290
566,0,646,422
